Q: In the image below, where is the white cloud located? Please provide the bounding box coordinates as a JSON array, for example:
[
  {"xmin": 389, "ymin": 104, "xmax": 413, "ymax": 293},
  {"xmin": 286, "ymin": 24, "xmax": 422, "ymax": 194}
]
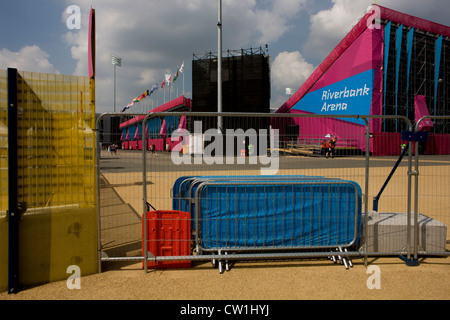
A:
[
  {"xmin": 0, "ymin": 45, "xmax": 60, "ymax": 74},
  {"xmin": 271, "ymin": 50, "xmax": 314, "ymax": 90},
  {"xmin": 59, "ymin": 0, "xmax": 311, "ymax": 113},
  {"xmin": 60, "ymin": 0, "xmax": 449, "ymax": 113},
  {"xmin": 303, "ymin": 0, "xmax": 369, "ymax": 61},
  {"xmin": 252, "ymin": 0, "xmax": 308, "ymax": 43}
]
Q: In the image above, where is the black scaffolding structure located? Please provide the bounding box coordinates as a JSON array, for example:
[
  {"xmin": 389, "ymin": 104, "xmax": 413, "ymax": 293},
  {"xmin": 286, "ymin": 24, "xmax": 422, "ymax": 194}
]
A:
[
  {"xmin": 382, "ymin": 20, "xmax": 450, "ymax": 133},
  {"xmin": 192, "ymin": 46, "xmax": 271, "ymax": 133}
]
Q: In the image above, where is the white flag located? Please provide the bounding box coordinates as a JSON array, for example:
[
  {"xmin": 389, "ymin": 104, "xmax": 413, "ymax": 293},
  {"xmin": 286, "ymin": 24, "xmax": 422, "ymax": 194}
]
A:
[
  {"xmin": 179, "ymin": 62, "xmax": 184, "ymax": 73},
  {"xmin": 165, "ymin": 74, "xmax": 172, "ymax": 83}
]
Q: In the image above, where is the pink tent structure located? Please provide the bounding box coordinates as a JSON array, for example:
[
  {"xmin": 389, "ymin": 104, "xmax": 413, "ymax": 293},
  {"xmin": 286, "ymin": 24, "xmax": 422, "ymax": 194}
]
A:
[
  {"xmin": 274, "ymin": 5, "xmax": 450, "ymax": 155},
  {"xmin": 177, "ymin": 115, "xmax": 187, "ymax": 133},
  {"xmin": 414, "ymin": 95, "xmax": 433, "ymax": 132},
  {"xmin": 159, "ymin": 119, "xmax": 167, "ymax": 137}
]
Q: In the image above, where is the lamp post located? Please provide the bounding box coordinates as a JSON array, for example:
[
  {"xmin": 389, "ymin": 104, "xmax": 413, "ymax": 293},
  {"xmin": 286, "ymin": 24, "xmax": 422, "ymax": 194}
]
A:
[{"xmin": 111, "ymin": 54, "xmax": 122, "ymax": 113}]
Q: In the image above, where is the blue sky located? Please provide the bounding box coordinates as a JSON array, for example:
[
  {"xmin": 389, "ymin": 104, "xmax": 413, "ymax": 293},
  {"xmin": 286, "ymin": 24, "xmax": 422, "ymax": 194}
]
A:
[{"xmin": 0, "ymin": 0, "xmax": 449, "ymax": 114}]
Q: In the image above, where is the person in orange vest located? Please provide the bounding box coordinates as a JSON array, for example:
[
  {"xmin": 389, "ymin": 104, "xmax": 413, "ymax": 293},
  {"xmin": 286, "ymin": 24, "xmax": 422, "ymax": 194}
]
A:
[
  {"xmin": 325, "ymin": 140, "xmax": 332, "ymax": 158},
  {"xmin": 330, "ymin": 136, "xmax": 337, "ymax": 158},
  {"xmin": 321, "ymin": 140, "xmax": 327, "ymax": 157}
]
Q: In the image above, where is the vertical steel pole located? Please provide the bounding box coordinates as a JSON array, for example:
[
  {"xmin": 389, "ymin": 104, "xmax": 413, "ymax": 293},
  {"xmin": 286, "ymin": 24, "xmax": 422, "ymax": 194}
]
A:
[
  {"xmin": 407, "ymin": 139, "xmax": 413, "ymax": 262},
  {"xmin": 405, "ymin": 117, "xmax": 416, "ymax": 265},
  {"xmin": 142, "ymin": 115, "xmax": 149, "ymax": 273},
  {"xmin": 363, "ymin": 118, "xmax": 370, "ymax": 266},
  {"xmin": 413, "ymin": 121, "xmax": 420, "ymax": 262},
  {"xmin": 7, "ymin": 68, "xmax": 19, "ymax": 294},
  {"xmin": 114, "ymin": 64, "xmax": 116, "ymax": 113},
  {"xmin": 405, "ymin": 118, "xmax": 414, "ymax": 264},
  {"xmin": 95, "ymin": 115, "xmax": 102, "ymax": 274},
  {"xmin": 217, "ymin": 0, "xmax": 223, "ymax": 132}
]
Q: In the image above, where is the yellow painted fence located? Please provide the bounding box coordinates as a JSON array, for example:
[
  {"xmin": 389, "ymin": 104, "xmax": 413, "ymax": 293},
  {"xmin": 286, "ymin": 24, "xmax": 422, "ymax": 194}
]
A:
[{"xmin": 0, "ymin": 69, "xmax": 97, "ymax": 292}]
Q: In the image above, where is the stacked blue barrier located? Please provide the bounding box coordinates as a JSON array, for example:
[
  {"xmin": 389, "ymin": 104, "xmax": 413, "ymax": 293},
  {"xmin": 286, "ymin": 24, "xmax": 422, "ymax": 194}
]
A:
[{"xmin": 172, "ymin": 175, "xmax": 362, "ymax": 253}]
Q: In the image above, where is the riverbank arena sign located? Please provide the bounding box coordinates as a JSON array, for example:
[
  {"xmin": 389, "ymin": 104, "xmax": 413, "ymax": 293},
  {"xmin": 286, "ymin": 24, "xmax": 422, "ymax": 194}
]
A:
[{"xmin": 292, "ymin": 69, "xmax": 374, "ymax": 125}]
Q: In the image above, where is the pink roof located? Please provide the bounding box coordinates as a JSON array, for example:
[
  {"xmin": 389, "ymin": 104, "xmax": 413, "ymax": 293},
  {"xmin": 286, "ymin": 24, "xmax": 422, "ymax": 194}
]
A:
[
  {"xmin": 119, "ymin": 96, "xmax": 191, "ymax": 129},
  {"xmin": 378, "ymin": 5, "xmax": 450, "ymax": 38},
  {"xmin": 277, "ymin": 5, "xmax": 450, "ymax": 114}
]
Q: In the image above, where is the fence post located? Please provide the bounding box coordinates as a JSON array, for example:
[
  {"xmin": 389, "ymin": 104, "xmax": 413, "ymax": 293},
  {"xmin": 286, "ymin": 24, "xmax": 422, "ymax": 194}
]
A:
[
  {"xmin": 414, "ymin": 121, "xmax": 421, "ymax": 263},
  {"xmin": 400, "ymin": 119, "xmax": 418, "ymax": 266},
  {"xmin": 7, "ymin": 68, "xmax": 20, "ymax": 294},
  {"xmin": 95, "ymin": 114, "xmax": 103, "ymax": 274},
  {"xmin": 364, "ymin": 117, "xmax": 370, "ymax": 266},
  {"xmin": 142, "ymin": 115, "xmax": 149, "ymax": 273},
  {"xmin": 414, "ymin": 116, "xmax": 450, "ymax": 261}
]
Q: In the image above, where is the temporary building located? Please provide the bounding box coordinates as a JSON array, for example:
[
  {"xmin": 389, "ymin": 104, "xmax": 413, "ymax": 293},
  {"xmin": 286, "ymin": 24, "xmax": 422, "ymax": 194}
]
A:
[{"xmin": 274, "ymin": 5, "xmax": 450, "ymax": 155}]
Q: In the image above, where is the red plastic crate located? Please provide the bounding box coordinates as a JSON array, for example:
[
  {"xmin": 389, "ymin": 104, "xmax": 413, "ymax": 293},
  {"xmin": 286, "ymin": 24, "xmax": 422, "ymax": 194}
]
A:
[{"xmin": 142, "ymin": 210, "xmax": 191, "ymax": 269}]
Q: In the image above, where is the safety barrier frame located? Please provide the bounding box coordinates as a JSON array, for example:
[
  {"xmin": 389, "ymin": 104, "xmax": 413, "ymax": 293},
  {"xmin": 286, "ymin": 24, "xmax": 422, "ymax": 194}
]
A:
[
  {"xmin": 413, "ymin": 116, "xmax": 450, "ymax": 260},
  {"xmin": 193, "ymin": 179, "xmax": 362, "ymax": 254},
  {"xmin": 95, "ymin": 111, "xmax": 450, "ymax": 273}
]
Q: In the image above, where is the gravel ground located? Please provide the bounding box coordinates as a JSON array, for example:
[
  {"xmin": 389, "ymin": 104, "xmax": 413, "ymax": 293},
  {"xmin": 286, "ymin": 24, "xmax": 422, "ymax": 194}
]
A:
[{"xmin": 1, "ymin": 256, "xmax": 449, "ymax": 301}]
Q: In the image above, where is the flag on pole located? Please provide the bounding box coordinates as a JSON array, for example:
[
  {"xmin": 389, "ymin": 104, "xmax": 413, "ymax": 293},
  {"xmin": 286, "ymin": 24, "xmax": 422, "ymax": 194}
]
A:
[
  {"xmin": 121, "ymin": 101, "xmax": 134, "ymax": 112},
  {"xmin": 180, "ymin": 61, "xmax": 185, "ymax": 97},
  {"xmin": 179, "ymin": 62, "xmax": 184, "ymax": 73},
  {"xmin": 165, "ymin": 74, "xmax": 171, "ymax": 84},
  {"xmin": 138, "ymin": 89, "xmax": 150, "ymax": 101},
  {"xmin": 151, "ymin": 83, "xmax": 158, "ymax": 92},
  {"xmin": 120, "ymin": 88, "xmax": 150, "ymax": 112},
  {"xmin": 161, "ymin": 79, "xmax": 165, "ymax": 89},
  {"xmin": 173, "ymin": 70, "xmax": 178, "ymax": 82},
  {"xmin": 132, "ymin": 89, "xmax": 149, "ymax": 103}
]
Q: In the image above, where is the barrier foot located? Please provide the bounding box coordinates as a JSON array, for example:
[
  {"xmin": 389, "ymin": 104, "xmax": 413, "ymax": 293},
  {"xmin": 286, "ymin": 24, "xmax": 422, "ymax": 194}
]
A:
[
  {"xmin": 329, "ymin": 248, "xmax": 352, "ymax": 269},
  {"xmin": 338, "ymin": 247, "xmax": 348, "ymax": 269},
  {"xmin": 217, "ymin": 250, "xmax": 224, "ymax": 274},
  {"xmin": 344, "ymin": 248, "xmax": 353, "ymax": 268},
  {"xmin": 225, "ymin": 252, "xmax": 230, "ymax": 272},
  {"xmin": 399, "ymin": 255, "xmax": 420, "ymax": 266}
]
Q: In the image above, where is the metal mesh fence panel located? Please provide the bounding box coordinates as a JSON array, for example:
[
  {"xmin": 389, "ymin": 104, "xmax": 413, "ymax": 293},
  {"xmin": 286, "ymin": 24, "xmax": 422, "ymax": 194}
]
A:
[
  {"xmin": 98, "ymin": 126, "xmax": 143, "ymax": 260},
  {"xmin": 98, "ymin": 112, "xmax": 448, "ymax": 272},
  {"xmin": 413, "ymin": 116, "xmax": 450, "ymax": 256}
]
